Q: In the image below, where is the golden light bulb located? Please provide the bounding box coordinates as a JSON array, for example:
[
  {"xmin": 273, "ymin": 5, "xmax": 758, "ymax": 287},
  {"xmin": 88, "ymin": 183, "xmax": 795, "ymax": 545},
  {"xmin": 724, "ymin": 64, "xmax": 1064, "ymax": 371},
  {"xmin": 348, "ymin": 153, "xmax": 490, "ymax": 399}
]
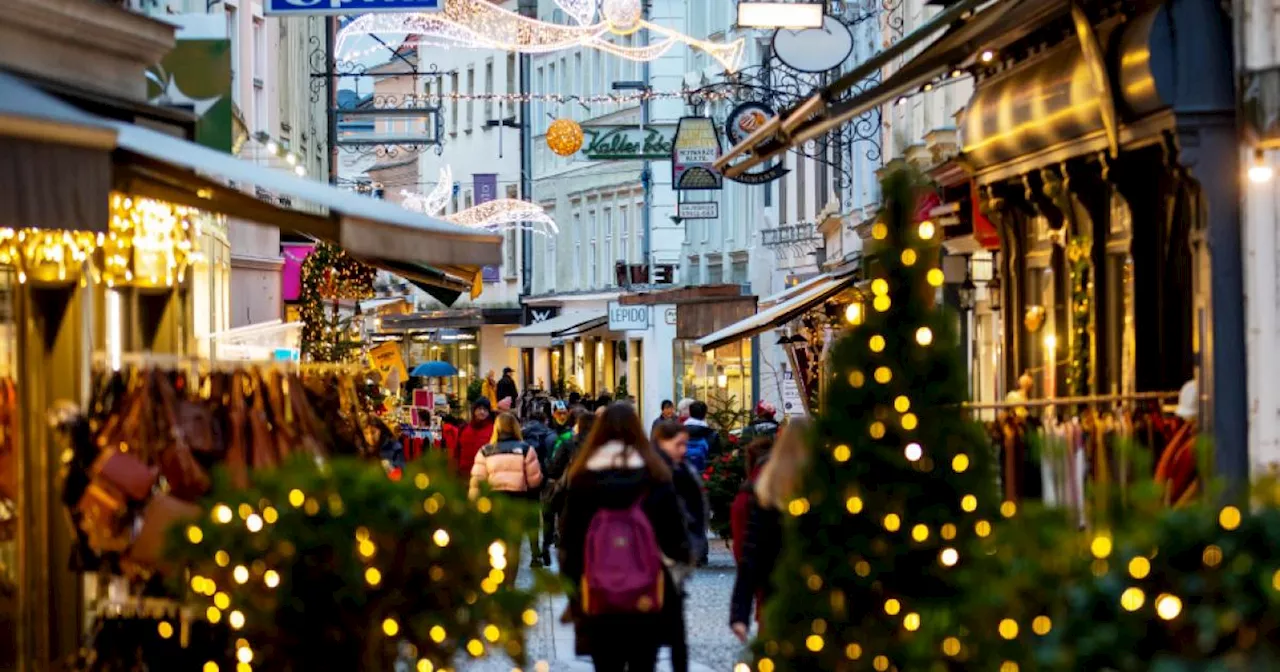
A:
[
  {"xmin": 900, "ymin": 249, "xmax": 917, "ymax": 266},
  {"xmin": 1219, "ymin": 505, "xmax": 1242, "ymax": 531},
  {"xmin": 869, "ymin": 335, "xmax": 886, "ymax": 352},
  {"xmin": 366, "ymin": 567, "xmax": 383, "ymax": 586},
  {"xmin": 1090, "ymin": 535, "xmax": 1113, "ymax": 559},
  {"xmin": 833, "ymin": 444, "xmax": 851, "ymax": 462},
  {"xmin": 288, "ymin": 489, "xmax": 305, "ymax": 507},
  {"xmin": 187, "ymin": 526, "xmax": 204, "ymax": 544},
  {"xmin": 844, "ymin": 302, "xmax": 864, "ymax": 325},
  {"xmin": 212, "ymin": 504, "xmax": 233, "ymax": 524},
  {"xmin": 883, "ymin": 513, "xmax": 901, "ymax": 532},
  {"xmin": 942, "ymin": 637, "xmax": 961, "ymax": 656},
  {"xmin": 884, "ymin": 598, "xmax": 901, "ymax": 615},
  {"xmin": 918, "ymin": 220, "xmax": 936, "ymax": 240},
  {"xmin": 976, "ymin": 520, "xmax": 992, "ymax": 537},
  {"xmin": 869, "ymin": 422, "xmax": 886, "ymax": 439},
  {"xmin": 1128, "ymin": 556, "xmax": 1151, "ymax": 579},
  {"xmin": 903, "ymin": 612, "xmax": 921, "ymax": 631},
  {"xmin": 383, "ymin": 618, "xmax": 400, "ymax": 637},
  {"xmin": 873, "ymin": 295, "xmax": 891, "ymax": 312},
  {"xmin": 1155, "ymin": 593, "xmax": 1182, "ymax": 620},
  {"xmin": 1032, "ymin": 615, "xmax": 1052, "ymax": 635},
  {"xmin": 264, "ymin": 570, "xmax": 280, "ymax": 588},
  {"xmin": 871, "ymin": 222, "xmax": 888, "ymax": 240},
  {"xmin": 901, "ymin": 413, "xmax": 918, "ymax": 431},
  {"xmin": 998, "ymin": 618, "xmax": 1018, "ymax": 639},
  {"xmin": 911, "ymin": 524, "xmax": 929, "ymax": 542},
  {"xmin": 805, "ymin": 635, "xmax": 824, "ymax": 652},
  {"xmin": 1120, "ymin": 586, "xmax": 1145, "ymax": 611},
  {"xmin": 848, "ymin": 370, "xmax": 866, "ymax": 388},
  {"xmin": 915, "ymin": 327, "xmax": 934, "ymax": 346},
  {"xmin": 874, "ymin": 367, "xmax": 892, "ymax": 384},
  {"xmin": 232, "ymin": 565, "xmax": 249, "ymax": 584},
  {"xmin": 952, "ymin": 454, "xmax": 970, "ymax": 472},
  {"xmin": 961, "ymin": 494, "xmax": 978, "ymax": 512},
  {"xmin": 229, "ymin": 610, "xmax": 246, "ymax": 630},
  {"xmin": 904, "ymin": 442, "xmax": 923, "ymax": 461},
  {"xmin": 940, "ymin": 548, "xmax": 959, "ymax": 567},
  {"xmin": 894, "ymin": 396, "xmax": 911, "ymax": 412},
  {"xmin": 433, "ymin": 529, "xmax": 451, "ymax": 547},
  {"xmin": 871, "ymin": 278, "xmax": 889, "ymax": 296},
  {"xmin": 927, "ymin": 268, "xmax": 945, "ymax": 287},
  {"xmin": 846, "ymin": 496, "xmax": 863, "ymax": 514},
  {"xmin": 1000, "ymin": 500, "xmax": 1018, "ymax": 518}
]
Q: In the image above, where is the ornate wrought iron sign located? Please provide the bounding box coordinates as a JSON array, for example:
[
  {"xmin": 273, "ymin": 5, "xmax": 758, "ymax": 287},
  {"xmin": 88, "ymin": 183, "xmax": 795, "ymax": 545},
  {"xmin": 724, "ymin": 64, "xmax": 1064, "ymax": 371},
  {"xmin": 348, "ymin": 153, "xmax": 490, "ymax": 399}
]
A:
[{"xmin": 672, "ymin": 117, "xmax": 723, "ymax": 190}]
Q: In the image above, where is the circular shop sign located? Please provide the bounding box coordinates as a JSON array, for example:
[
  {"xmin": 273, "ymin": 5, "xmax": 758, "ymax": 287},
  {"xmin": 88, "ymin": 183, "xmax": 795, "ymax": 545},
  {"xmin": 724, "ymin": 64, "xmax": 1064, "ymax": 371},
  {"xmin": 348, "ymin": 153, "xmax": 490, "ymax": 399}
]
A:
[
  {"xmin": 725, "ymin": 101, "xmax": 778, "ymax": 146},
  {"xmin": 771, "ymin": 14, "xmax": 855, "ymax": 74}
]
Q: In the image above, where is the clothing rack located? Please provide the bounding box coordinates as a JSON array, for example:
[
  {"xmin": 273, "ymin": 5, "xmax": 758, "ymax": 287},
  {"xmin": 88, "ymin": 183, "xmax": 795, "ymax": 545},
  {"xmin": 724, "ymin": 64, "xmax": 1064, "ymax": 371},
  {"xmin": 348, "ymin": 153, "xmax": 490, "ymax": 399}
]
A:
[{"xmin": 961, "ymin": 390, "xmax": 1180, "ymax": 411}]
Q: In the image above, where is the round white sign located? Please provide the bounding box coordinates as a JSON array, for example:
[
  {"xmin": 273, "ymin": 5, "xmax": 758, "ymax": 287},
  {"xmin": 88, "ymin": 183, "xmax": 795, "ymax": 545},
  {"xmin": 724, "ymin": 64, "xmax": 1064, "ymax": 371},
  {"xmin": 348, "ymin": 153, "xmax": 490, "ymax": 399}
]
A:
[{"xmin": 771, "ymin": 15, "xmax": 855, "ymax": 74}]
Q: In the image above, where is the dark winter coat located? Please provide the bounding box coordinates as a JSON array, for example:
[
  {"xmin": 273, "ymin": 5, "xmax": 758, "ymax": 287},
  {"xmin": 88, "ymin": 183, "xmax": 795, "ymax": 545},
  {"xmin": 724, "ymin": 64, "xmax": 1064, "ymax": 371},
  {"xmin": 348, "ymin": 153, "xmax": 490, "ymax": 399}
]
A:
[
  {"xmin": 741, "ymin": 417, "xmax": 781, "ymax": 444},
  {"xmin": 729, "ymin": 493, "xmax": 782, "ymax": 626},
  {"xmin": 542, "ymin": 433, "xmax": 579, "ymax": 510},
  {"xmin": 557, "ymin": 442, "xmax": 693, "ymax": 658},
  {"xmin": 496, "ymin": 375, "xmax": 519, "ymax": 406},
  {"xmin": 730, "ymin": 463, "xmax": 766, "ymax": 564},
  {"xmin": 520, "ymin": 420, "xmax": 558, "ymax": 466},
  {"xmin": 660, "ymin": 450, "xmax": 709, "ymax": 565},
  {"xmin": 683, "ymin": 419, "xmax": 723, "ymax": 461}
]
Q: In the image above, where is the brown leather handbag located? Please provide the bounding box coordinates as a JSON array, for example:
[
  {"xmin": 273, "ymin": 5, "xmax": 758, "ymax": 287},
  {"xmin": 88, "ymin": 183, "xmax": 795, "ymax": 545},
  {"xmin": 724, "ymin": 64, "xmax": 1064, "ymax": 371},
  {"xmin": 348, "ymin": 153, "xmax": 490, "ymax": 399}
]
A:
[
  {"xmin": 125, "ymin": 493, "xmax": 201, "ymax": 573},
  {"xmin": 152, "ymin": 370, "xmax": 211, "ymax": 500},
  {"xmin": 247, "ymin": 369, "xmax": 279, "ymax": 471},
  {"xmin": 225, "ymin": 371, "xmax": 251, "ymax": 489},
  {"xmin": 287, "ymin": 372, "xmax": 327, "ymax": 458},
  {"xmin": 264, "ymin": 369, "xmax": 295, "ymax": 461},
  {"xmin": 91, "ymin": 449, "xmax": 158, "ymax": 503},
  {"xmin": 76, "ymin": 483, "xmax": 131, "ymax": 553}
]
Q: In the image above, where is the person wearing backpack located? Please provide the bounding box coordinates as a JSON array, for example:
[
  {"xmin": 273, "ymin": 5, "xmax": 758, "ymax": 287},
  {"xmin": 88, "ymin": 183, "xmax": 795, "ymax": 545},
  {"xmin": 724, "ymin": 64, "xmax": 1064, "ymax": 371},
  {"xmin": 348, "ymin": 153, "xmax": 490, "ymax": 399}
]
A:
[
  {"xmin": 682, "ymin": 401, "xmax": 721, "ymax": 473},
  {"xmin": 730, "ymin": 420, "xmax": 810, "ymax": 643},
  {"xmin": 559, "ymin": 403, "xmax": 692, "ymax": 671},
  {"xmin": 651, "ymin": 420, "xmax": 709, "ymax": 672}
]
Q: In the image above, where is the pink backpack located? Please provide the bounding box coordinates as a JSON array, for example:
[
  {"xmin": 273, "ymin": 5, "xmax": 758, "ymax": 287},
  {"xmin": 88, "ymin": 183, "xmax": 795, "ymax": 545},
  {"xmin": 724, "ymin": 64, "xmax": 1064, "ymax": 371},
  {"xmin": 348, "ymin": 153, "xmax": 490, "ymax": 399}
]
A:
[{"xmin": 581, "ymin": 497, "xmax": 665, "ymax": 616}]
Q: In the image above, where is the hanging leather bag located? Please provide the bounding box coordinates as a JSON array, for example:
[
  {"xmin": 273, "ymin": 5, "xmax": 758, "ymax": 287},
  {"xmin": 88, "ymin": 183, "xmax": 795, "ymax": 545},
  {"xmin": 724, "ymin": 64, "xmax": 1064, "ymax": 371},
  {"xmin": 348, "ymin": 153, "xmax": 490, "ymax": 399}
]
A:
[
  {"xmin": 248, "ymin": 369, "xmax": 280, "ymax": 471},
  {"xmin": 152, "ymin": 370, "xmax": 211, "ymax": 501}
]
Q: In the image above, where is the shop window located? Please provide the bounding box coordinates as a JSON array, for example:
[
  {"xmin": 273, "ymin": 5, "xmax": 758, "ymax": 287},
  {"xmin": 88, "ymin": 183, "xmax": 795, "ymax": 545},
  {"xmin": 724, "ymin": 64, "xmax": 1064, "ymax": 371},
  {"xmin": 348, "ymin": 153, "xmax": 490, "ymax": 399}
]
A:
[
  {"xmin": 730, "ymin": 258, "xmax": 748, "ymax": 286},
  {"xmin": 708, "ymin": 261, "xmax": 723, "ymax": 285},
  {"xmin": 671, "ymin": 338, "xmax": 752, "ymax": 431}
]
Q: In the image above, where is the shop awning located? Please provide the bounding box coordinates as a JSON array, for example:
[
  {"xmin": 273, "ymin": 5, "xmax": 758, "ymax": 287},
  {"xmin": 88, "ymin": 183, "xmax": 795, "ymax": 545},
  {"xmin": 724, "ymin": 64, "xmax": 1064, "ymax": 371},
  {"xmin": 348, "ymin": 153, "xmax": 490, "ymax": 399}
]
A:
[
  {"xmin": 504, "ymin": 311, "xmax": 608, "ymax": 349},
  {"xmin": 0, "ymin": 71, "xmax": 116, "ymax": 232},
  {"xmin": 696, "ymin": 272, "xmax": 858, "ymax": 352},
  {"xmin": 363, "ymin": 259, "xmax": 477, "ymax": 306},
  {"xmin": 716, "ymin": 0, "xmax": 1070, "ymax": 177},
  {"xmin": 109, "ymin": 121, "xmax": 503, "ymax": 268}
]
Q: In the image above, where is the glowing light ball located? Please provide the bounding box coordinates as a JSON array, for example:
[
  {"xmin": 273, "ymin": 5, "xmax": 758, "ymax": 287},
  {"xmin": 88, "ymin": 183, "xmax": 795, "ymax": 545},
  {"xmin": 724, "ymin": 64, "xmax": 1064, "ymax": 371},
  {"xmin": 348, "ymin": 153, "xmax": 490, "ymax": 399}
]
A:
[{"xmin": 547, "ymin": 118, "xmax": 585, "ymax": 157}]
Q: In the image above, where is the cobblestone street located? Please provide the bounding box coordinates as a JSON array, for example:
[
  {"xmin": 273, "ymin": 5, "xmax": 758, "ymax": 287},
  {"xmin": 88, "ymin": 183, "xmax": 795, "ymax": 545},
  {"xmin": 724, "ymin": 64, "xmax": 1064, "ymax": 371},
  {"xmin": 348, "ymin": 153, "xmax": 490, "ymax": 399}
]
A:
[{"xmin": 458, "ymin": 542, "xmax": 741, "ymax": 672}]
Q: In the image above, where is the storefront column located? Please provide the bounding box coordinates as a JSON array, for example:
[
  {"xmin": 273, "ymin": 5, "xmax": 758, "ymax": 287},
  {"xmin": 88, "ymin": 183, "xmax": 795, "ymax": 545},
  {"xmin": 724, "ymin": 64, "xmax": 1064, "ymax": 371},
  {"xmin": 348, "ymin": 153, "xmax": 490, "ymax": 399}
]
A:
[{"xmin": 15, "ymin": 283, "xmax": 90, "ymax": 668}]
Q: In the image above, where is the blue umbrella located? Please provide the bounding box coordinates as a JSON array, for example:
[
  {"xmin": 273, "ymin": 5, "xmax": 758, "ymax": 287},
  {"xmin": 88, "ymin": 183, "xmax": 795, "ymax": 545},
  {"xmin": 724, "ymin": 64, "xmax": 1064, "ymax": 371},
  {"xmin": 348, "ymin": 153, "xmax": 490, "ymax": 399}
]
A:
[{"xmin": 411, "ymin": 361, "xmax": 459, "ymax": 378}]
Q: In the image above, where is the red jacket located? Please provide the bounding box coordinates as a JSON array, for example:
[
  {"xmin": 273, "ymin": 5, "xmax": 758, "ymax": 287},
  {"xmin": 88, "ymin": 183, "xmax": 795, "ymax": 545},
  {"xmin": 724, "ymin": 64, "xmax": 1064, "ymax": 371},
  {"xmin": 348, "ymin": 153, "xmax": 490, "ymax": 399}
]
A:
[
  {"xmin": 731, "ymin": 464, "xmax": 765, "ymax": 565},
  {"xmin": 440, "ymin": 423, "xmax": 461, "ymax": 468},
  {"xmin": 455, "ymin": 419, "xmax": 494, "ymax": 480}
]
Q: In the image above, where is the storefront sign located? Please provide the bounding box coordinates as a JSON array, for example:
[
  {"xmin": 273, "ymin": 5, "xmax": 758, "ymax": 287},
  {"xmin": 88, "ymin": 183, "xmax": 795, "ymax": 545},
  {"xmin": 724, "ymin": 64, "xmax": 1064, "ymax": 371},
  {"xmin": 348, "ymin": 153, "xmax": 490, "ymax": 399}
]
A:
[
  {"xmin": 582, "ymin": 125, "xmax": 676, "ymax": 160},
  {"xmin": 369, "ymin": 341, "xmax": 408, "ymax": 388},
  {"xmin": 265, "ymin": 0, "xmax": 441, "ymax": 15},
  {"xmin": 608, "ymin": 302, "xmax": 649, "ymax": 331},
  {"xmin": 677, "ymin": 201, "xmax": 719, "ymax": 220},
  {"xmin": 723, "ymin": 102, "xmax": 790, "ymax": 185},
  {"xmin": 523, "ymin": 305, "xmax": 559, "ymax": 326},
  {"xmin": 782, "ymin": 369, "xmax": 807, "ymax": 418},
  {"xmin": 664, "ymin": 307, "xmax": 677, "ymax": 325},
  {"xmin": 672, "ymin": 117, "xmax": 723, "ymax": 190}
]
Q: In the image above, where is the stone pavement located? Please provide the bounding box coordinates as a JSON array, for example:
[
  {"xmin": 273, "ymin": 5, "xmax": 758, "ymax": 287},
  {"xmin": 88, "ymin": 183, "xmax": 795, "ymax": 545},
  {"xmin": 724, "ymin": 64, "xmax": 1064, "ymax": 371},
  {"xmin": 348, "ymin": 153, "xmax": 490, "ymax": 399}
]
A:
[{"xmin": 457, "ymin": 541, "xmax": 742, "ymax": 672}]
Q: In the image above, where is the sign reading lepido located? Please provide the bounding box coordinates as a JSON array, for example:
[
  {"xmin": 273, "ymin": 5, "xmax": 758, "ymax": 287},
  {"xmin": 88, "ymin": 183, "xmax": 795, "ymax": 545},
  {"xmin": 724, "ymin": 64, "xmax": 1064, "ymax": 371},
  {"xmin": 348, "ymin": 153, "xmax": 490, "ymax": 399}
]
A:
[
  {"xmin": 608, "ymin": 302, "xmax": 650, "ymax": 332},
  {"xmin": 265, "ymin": 0, "xmax": 441, "ymax": 14}
]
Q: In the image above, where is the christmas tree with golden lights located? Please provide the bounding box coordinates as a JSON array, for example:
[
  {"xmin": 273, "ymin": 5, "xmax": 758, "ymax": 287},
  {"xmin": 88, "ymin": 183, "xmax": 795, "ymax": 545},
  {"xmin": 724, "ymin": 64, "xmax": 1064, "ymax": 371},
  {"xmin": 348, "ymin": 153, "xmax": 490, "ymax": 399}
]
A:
[{"xmin": 753, "ymin": 167, "xmax": 1004, "ymax": 670}]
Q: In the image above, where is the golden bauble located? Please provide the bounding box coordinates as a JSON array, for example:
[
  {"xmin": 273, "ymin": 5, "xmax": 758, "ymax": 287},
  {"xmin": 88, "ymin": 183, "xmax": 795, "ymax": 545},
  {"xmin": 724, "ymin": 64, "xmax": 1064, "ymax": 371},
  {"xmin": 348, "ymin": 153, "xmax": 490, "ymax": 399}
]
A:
[{"xmin": 546, "ymin": 118, "xmax": 585, "ymax": 157}]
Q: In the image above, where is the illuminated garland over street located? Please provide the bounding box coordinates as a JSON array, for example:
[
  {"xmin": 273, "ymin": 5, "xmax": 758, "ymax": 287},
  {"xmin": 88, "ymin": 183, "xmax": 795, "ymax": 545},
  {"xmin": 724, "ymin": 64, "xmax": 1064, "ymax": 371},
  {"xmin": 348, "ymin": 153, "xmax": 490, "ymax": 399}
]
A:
[
  {"xmin": 336, "ymin": 0, "xmax": 745, "ymax": 73},
  {"xmin": 400, "ymin": 166, "xmax": 559, "ymax": 236}
]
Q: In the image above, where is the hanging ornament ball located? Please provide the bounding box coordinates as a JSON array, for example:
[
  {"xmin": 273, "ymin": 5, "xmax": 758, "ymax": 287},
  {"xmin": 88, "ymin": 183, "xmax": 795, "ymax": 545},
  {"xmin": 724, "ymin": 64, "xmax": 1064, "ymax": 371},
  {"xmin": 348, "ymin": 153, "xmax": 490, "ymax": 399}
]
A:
[
  {"xmin": 547, "ymin": 118, "xmax": 585, "ymax": 157},
  {"xmin": 603, "ymin": 0, "xmax": 644, "ymax": 34}
]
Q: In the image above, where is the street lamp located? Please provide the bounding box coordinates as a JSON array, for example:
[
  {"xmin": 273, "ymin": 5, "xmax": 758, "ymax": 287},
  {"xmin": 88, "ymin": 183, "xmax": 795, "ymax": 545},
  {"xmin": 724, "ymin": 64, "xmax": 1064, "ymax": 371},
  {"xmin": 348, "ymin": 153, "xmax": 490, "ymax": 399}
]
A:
[
  {"xmin": 958, "ymin": 273, "xmax": 977, "ymax": 311},
  {"xmin": 986, "ymin": 271, "xmax": 1002, "ymax": 312}
]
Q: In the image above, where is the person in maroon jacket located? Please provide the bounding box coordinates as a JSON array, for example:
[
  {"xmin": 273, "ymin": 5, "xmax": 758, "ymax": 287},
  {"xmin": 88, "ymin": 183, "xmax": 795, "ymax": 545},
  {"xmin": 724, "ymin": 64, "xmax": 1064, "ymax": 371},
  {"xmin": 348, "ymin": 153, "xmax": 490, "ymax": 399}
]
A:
[
  {"xmin": 730, "ymin": 437, "xmax": 773, "ymax": 565},
  {"xmin": 455, "ymin": 397, "xmax": 495, "ymax": 481}
]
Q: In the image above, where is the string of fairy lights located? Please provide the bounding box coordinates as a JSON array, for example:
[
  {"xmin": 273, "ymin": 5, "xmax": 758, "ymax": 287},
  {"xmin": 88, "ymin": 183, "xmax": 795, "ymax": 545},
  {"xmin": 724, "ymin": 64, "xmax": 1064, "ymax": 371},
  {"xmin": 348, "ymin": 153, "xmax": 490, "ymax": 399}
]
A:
[{"xmin": 343, "ymin": 89, "xmax": 741, "ymax": 106}]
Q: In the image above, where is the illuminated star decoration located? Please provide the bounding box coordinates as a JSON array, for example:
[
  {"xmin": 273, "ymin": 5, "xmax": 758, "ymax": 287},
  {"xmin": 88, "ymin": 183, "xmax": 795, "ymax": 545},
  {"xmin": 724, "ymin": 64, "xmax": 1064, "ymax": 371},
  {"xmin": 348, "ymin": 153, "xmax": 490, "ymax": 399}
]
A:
[
  {"xmin": 401, "ymin": 166, "xmax": 559, "ymax": 236},
  {"xmin": 336, "ymin": 0, "xmax": 746, "ymax": 73}
]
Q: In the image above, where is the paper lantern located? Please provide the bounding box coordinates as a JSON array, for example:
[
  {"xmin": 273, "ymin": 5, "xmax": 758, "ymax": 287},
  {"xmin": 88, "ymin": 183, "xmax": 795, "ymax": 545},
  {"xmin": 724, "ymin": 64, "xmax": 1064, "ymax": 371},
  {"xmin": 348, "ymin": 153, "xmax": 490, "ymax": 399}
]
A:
[{"xmin": 547, "ymin": 118, "xmax": 584, "ymax": 157}]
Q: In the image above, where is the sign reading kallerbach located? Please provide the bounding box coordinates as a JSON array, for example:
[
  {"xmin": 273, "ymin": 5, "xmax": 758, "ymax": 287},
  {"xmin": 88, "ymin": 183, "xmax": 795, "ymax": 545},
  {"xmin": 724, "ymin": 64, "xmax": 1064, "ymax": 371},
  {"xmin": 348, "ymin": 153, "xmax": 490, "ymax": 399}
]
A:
[
  {"xmin": 608, "ymin": 302, "xmax": 649, "ymax": 332},
  {"xmin": 581, "ymin": 125, "xmax": 676, "ymax": 160},
  {"xmin": 672, "ymin": 117, "xmax": 723, "ymax": 190},
  {"xmin": 723, "ymin": 102, "xmax": 790, "ymax": 185},
  {"xmin": 265, "ymin": 0, "xmax": 441, "ymax": 15}
]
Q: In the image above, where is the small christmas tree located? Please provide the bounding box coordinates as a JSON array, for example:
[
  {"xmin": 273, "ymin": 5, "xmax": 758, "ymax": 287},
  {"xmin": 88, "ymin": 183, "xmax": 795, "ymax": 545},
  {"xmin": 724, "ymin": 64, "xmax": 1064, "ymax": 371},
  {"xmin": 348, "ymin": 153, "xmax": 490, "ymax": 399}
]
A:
[
  {"xmin": 300, "ymin": 242, "xmax": 376, "ymax": 362},
  {"xmin": 754, "ymin": 167, "xmax": 1003, "ymax": 670}
]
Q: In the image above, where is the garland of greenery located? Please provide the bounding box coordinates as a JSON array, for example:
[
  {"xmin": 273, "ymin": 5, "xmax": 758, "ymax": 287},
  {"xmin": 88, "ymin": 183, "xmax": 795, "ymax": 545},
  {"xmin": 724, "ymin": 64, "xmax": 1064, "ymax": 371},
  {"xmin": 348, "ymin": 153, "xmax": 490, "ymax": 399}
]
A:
[
  {"xmin": 167, "ymin": 455, "xmax": 551, "ymax": 671},
  {"xmin": 1066, "ymin": 235, "xmax": 1092, "ymax": 397},
  {"xmin": 299, "ymin": 242, "xmax": 376, "ymax": 362}
]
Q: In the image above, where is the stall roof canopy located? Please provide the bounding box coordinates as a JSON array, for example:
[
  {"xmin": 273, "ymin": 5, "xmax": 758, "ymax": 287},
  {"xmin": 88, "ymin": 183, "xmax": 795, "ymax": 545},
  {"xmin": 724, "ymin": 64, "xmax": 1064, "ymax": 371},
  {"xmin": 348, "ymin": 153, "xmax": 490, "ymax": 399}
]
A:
[
  {"xmin": 716, "ymin": 0, "xmax": 1071, "ymax": 176},
  {"xmin": 504, "ymin": 311, "xmax": 608, "ymax": 349},
  {"xmin": 696, "ymin": 271, "xmax": 858, "ymax": 352},
  {"xmin": 111, "ymin": 122, "xmax": 503, "ymax": 268}
]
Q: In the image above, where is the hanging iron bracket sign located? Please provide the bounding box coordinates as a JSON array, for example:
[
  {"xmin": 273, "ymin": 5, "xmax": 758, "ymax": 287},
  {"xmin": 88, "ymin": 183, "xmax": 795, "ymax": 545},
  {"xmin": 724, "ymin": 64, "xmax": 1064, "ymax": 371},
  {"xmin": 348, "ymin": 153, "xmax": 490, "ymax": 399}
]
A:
[
  {"xmin": 267, "ymin": 0, "xmax": 441, "ymax": 15},
  {"xmin": 672, "ymin": 116, "xmax": 723, "ymax": 190}
]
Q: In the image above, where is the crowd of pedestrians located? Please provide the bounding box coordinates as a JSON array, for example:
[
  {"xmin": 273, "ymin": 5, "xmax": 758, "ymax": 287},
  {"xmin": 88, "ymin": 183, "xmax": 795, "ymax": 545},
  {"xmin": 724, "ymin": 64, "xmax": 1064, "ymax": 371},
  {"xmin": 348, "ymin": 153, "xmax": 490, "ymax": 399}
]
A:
[{"xmin": 432, "ymin": 387, "xmax": 793, "ymax": 671}]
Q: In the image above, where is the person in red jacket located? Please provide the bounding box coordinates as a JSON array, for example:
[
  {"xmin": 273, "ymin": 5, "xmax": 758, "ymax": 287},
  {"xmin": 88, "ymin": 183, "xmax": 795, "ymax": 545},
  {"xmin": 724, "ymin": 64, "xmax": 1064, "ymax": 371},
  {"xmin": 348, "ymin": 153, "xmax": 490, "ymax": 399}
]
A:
[
  {"xmin": 455, "ymin": 397, "xmax": 495, "ymax": 480},
  {"xmin": 730, "ymin": 437, "xmax": 773, "ymax": 565}
]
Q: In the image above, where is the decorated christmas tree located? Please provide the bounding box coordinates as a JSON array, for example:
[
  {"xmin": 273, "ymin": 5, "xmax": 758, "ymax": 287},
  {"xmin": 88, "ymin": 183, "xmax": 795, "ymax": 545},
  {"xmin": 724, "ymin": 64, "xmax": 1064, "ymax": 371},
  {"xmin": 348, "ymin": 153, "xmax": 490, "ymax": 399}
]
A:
[
  {"xmin": 299, "ymin": 242, "xmax": 376, "ymax": 362},
  {"xmin": 754, "ymin": 167, "xmax": 1004, "ymax": 670}
]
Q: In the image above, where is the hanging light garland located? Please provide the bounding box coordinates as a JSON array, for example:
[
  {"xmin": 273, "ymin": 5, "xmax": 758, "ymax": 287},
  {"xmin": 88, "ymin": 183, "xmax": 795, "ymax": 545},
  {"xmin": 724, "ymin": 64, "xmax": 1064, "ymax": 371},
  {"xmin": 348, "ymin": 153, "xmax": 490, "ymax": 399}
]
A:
[
  {"xmin": 336, "ymin": 0, "xmax": 745, "ymax": 73},
  {"xmin": 0, "ymin": 192, "xmax": 202, "ymax": 288},
  {"xmin": 400, "ymin": 166, "xmax": 559, "ymax": 236},
  {"xmin": 374, "ymin": 89, "xmax": 739, "ymax": 106}
]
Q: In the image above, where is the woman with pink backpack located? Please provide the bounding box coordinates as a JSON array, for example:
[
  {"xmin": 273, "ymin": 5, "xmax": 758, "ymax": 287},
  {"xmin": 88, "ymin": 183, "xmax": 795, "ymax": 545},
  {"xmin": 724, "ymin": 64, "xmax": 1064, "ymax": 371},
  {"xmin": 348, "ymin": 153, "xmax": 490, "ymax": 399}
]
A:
[{"xmin": 558, "ymin": 403, "xmax": 693, "ymax": 671}]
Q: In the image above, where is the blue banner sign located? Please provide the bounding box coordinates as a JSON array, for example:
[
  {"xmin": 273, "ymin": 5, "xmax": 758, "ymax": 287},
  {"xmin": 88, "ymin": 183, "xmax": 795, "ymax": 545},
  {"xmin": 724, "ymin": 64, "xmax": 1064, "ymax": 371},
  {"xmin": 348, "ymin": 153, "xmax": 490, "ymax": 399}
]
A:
[{"xmin": 265, "ymin": 0, "xmax": 441, "ymax": 15}]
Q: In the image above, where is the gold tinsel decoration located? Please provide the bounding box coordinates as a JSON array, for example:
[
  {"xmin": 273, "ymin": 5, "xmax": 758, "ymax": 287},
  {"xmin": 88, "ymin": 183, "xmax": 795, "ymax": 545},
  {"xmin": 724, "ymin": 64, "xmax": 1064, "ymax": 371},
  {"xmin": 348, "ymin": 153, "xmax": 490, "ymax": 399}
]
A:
[{"xmin": 546, "ymin": 118, "xmax": 585, "ymax": 157}]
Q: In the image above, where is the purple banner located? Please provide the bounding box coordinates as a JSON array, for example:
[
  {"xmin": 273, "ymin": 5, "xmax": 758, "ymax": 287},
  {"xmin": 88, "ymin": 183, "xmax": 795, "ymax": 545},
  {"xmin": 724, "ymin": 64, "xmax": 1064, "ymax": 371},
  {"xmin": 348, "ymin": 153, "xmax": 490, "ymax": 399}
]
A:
[
  {"xmin": 281, "ymin": 243, "xmax": 315, "ymax": 302},
  {"xmin": 474, "ymin": 173, "xmax": 500, "ymax": 283}
]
